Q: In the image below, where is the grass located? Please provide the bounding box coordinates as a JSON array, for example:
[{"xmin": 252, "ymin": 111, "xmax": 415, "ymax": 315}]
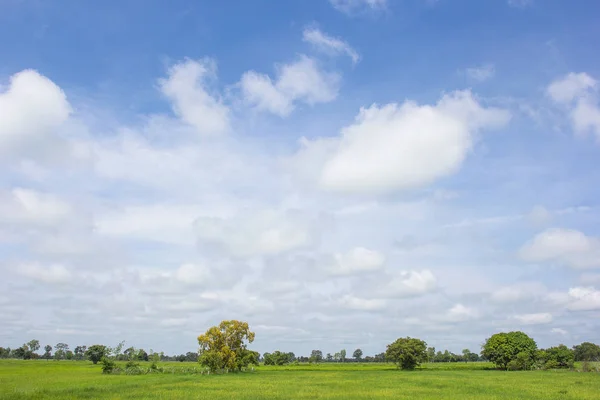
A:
[{"xmin": 1, "ymin": 360, "xmax": 599, "ymax": 399}]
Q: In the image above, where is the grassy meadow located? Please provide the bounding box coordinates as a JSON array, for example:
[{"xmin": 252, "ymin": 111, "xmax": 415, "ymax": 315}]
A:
[{"xmin": 1, "ymin": 359, "xmax": 599, "ymax": 399}]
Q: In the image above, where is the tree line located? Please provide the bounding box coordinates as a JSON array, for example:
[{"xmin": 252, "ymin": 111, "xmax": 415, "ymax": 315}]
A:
[
  {"xmin": 0, "ymin": 340, "xmax": 197, "ymax": 363},
  {"xmin": 3, "ymin": 320, "xmax": 600, "ymax": 374}
]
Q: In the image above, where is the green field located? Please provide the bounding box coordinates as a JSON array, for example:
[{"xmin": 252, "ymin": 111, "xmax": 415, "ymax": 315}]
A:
[{"xmin": 1, "ymin": 360, "xmax": 599, "ymax": 399}]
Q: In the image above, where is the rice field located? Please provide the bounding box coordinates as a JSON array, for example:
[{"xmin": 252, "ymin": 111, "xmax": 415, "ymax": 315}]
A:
[{"xmin": 1, "ymin": 360, "xmax": 599, "ymax": 399}]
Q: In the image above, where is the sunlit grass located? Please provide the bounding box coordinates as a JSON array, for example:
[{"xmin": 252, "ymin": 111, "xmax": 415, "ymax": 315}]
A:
[{"xmin": 1, "ymin": 359, "xmax": 599, "ymax": 399}]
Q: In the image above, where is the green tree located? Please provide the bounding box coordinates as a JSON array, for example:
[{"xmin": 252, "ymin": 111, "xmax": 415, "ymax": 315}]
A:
[
  {"xmin": 43, "ymin": 345, "xmax": 52, "ymax": 360},
  {"xmin": 309, "ymin": 350, "xmax": 323, "ymax": 363},
  {"xmin": 573, "ymin": 342, "xmax": 600, "ymax": 362},
  {"xmin": 539, "ymin": 344, "xmax": 574, "ymax": 369},
  {"xmin": 197, "ymin": 320, "xmax": 258, "ymax": 372},
  {"xmin": 462, "ymin": 349, "xmax": 471, "ymax": 362},
  {"xmin": 481, "ymin": 331, "xmax": 537, "ymax": 370},
  {"xmin": 85, "ymin": 345, "xmax": 108, "ymax": 364},
  {"xmin": 385, "ymin": 337, "xmax": 427, "ymax": 370},
  {"xmin": 353, "ymin": 348, "xmax": 363, "ymax": 361},
  {"xmin": 74, "ymin": 346, "xmax": 86, "ymax": 360},
  {"xmin": 426, "ymin": 347, "xmax": 436, "ymax": 362},
  {"xmin": 326, "ymin": 353, "xmax": 333, "ymax": 362},
  {"xmin": 340, "ymin": 349, "xmax": 347, "ymax": 363},
  {"xmin": 27, "ymin": 340, "xmax": 40, "ymax": 354}
]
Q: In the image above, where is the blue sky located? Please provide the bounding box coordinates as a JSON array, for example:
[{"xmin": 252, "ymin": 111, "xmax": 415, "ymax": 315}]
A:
[{"xmin": 1, "ymin": 0, "xmax": 600, "ymax": 356}]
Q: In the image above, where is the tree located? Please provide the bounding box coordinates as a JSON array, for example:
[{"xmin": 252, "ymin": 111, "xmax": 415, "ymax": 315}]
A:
[
  {"xmin": 353, "ymin": 348, "xmax": 363, "ymax": 361},
  {"xmin": 85, "ymin": 345, "xmax": 108, "ymax": 364},
  {"xmin": 462, "ymin": 349, "xmax": 471, "ymax": 363},
  {"xmin": 54, "ymin": 343, "xmax": 69, "ymax": 361},
  {"xmin": 42, "ymin": 344, "xmax": 52, "ymax": 360},
  {"xmin": 74, "ymin": 346, "xmax": 86, "ymax": 360},
  {"xmin": 326, "ymin": 353, "xmax": 333, "ymax": 362},
  {"xmin": 197, "ymin": 320, "xmax": 258, "ymax": 372},
  {"xmin": 27, "ymin": 340, "xmax": 40, "ymax": 353},
  {"xmin": 426, "ymin": 347, "xmax": 436, "ymax": 362},
  {"xmin": 309, "ymin": 350, "xmax": 323, "ymax": 363},
  {"xmin": 385, "ymin": 337, "xmax": 427, "ymax": 370},
  {"xmin": 481, "ymin": 331, "xmax": 537, "ymax": 370},
  {"xmin": 573, "ymin": 342, "xmax": 600, "ymax": 362},
  {"xmin": 538, "ymin": 345, "xmax": 575, "ymax": 369},
  {"xmin": 340, "ymin": 349, "xmax": 347, "ymax": 363}
]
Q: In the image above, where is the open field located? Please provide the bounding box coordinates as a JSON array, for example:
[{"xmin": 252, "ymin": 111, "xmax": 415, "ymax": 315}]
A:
[{"xmin": 1, "ymin": 360, "xmax": 600, "ymax": 399}]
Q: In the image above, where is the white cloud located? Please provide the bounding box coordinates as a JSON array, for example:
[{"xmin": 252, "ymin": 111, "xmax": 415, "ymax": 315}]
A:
[
  {"xmin": 0, "ymin": 69, "xmax": 72, "ymax": 162},
  {"xmin": 329, "ymin": 247, "xmax": 385, "ymax": 276},
  {"xmin": 382, "ymin": 270, "xmax": 437, "ymax": 298},
  {"xmin": 158, "ymin": 58, "xmax": 230, "ymax": 135},
  {"xmin": 302, "ymin": 28, "xmax": 360, "ymax": 64},
  {"xmin": 18, "ymin": 263, "xmax": 72, "ymax": 284},
  {"xmin": 239, "ymin": 56, "xmax": 340, "ymax": 116},
  {"xmin": 338, "ymin": 295, "xmax": 386, "ymax": 311},
  {"xmin": 551, "ymin": 327, "xmax": 568, "ymax": 335},
  {"xmin": 491, "ymin": 282, "xmax": 548, "ymax": 303},
  {"xmin": 291, "ymin": 90, "xmax": 510, "ymax": 194},
  {"xmin": 519, "ymin": 228, "xmax": 600, "ymax": 269},
  {"xmin": 527, "ymin": 205, "xmax": 552, "ymax": 225},
  {"xmin": 547, "ymin": 72, "xmax": 600, "ymax": 139},
  {"xmin": 329, "ymin": 0, "xmax": 387, "ymax": 14},
  {"xmin": 567, "ymin": 287, "xmax": 600, "ymax": 311},
  {"xmin": 446, "ymin": 304, "xmax": 478, "ymax": 322},
  {"xmin": 194, "ymin": 209, "xmax": 323, "ymax": 257},
  {"xmin": 465, "ymin": 64, "xmax": 495, "ymax": 82},
  {"xmin": 514, "ymin": 312, "xmax": 553, "ymax": 325},
  {"xmin": 547, "ymin": 72, "xmax": 596, "ymax": 104},
  {"xmin": 0, "ymin": 188, "xmax": 75, "ymax": 230}
]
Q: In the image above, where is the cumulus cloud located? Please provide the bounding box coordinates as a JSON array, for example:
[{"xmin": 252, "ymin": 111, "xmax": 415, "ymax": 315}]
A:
[
  {"xmin": 567, "ymin": 287, "xmax": 600, "ymax": 311},
  {"xmin": 239, "ymin": 56, "xmax": 340, "ymax": 116},
  {"xmin": 551, "ymin": 327, "xmax": 568, "ymax": 335},
  {"xmin": 328, "ymin": 247, "xmax": 385, "ymax": 276},
  {"xmin": 446, "ymin": 304, "xmax": 478, "ymax": 322},
  {"xmin": 465, "ymin": 64, "xmax": 495, "ymax": 83},
  {"xmin": 547, "ymin": 72, "xmax": 600, "ymax": 139},
  {"xmin": 158, "ymin": 58, "xmax": 230, "ymax": 135},
  {"xmin": 18, "ymin": 263, "xmax": 72, "ymax": 284},
  {"xmin": 291, "ymin": 90, "xmax": 510, "ymax": 194},
  {"xmin": 381, "ymin": 270, "xmax": 437, "ymax": 298},
  {"xmin": 0, "ymin": 188, "xmax": 74, "ymax": 230},
  {"xmin": 302, "ymin": 28, "xmax": 360, "ymax": 64},
  {"xmin": 514, "ymin": 312, "xmax": 553, "ymax": 325},
  {"xmin": 194, "ymin": 209, "xmax": 325, "ymax": 257},
  {"xmin": 0, "ymin": 69, "xmax": 72, "ymax": 162},
  {"xmin": 338, "ymin": 295, "xmax": 386, "ymax": 311},
  {"xmin": 519, "ymin": 228, "xmax": 600, "ymax": 269}
]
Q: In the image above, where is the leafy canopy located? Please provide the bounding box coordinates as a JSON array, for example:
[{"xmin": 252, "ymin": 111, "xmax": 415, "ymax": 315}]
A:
[
  {"xmin": 197, "ymin": 320, "xmax": 258, "ymax": 372},
  {"xmin": 385, "ymin": 337, "xmax": 427, "ymax": 370},
  {"xmin": 481, "ymin": 331, "xmax": 537, "ymax": 370}
]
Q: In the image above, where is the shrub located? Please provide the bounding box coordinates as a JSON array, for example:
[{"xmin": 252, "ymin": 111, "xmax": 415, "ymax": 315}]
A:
[{"xmin": 100, "ymin": 357, "xmax": 116, "ymax": 374}]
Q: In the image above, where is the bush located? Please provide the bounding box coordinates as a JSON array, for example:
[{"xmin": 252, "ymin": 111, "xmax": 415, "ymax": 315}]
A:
[{"xmin": 100, "ymin": 357, "xmax": 117, "ymax": 374}]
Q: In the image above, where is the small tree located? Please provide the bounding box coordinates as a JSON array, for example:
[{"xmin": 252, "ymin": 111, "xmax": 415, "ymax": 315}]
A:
[
  {"xmin": 85, "ymin": 345, "xmax": 108, "ymax": 364},
  {"xmin": 573, "ymin": 342, "xmax": 600, "ymax": 362},
  {"xmin": 197, "ymin": 320, "xmax": 258, "ymax": 372},
  {"xmin": 481, "ymin": 331, "xmax": 537, "ymax": 370},
  {"xmin": 43, "ymin": 345, "xmax": 52, "ymax": 360},
  {"xmin": 353, "ymin": 348, "xmax": 363, "ymax": 361},
  {"xmin": 539, "ymin": 344, "xmax": 574, "ymax": 369},
  {"xmin": 385, "ymin": 337, "xmax": 427, "ymax": 370},
  {"xmin": 27, "ymin": 340, "xmax": 40, "ymax": 354},
  {"xmin": 340, "ymin": 349, "xmax": 347, "ymax": 363},
  {"xmin": 309, "ymin": 350, "xmax": 323, "ymax": 364}
]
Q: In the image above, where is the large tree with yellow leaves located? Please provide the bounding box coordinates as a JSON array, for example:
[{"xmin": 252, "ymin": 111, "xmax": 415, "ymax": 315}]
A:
[{"xmin": 197, "ymin": 320, "xmax": 259, "ymax": 372}]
